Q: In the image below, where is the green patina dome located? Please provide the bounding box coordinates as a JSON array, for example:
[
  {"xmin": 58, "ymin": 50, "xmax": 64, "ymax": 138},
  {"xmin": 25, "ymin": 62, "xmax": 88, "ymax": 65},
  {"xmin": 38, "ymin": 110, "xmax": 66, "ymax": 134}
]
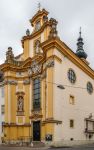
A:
[{"xmin": 76, "ymin": 28, "xmax": 87, "ymax": 59}]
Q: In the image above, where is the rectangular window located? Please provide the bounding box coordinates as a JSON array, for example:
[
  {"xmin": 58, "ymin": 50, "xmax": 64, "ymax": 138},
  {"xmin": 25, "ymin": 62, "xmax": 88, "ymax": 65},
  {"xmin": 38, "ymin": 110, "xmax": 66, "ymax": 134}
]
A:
[
  {"xmin": 1, "ymin": 87, "xmax": 4, "ymax": 97},
  {"xmin": 69, "ymin": 95, "xmax": 75, "ymax": 105},
  {"xmin": 70, "ymin": 119, "xmax": 74, "ymax": 128},
  {"xmin": 1, "ymin": 105, "xmax": 5, "ymax": 114},
  {"xmin": 33, "ymin": 78, "xmax": 41, "ymax": 109}
]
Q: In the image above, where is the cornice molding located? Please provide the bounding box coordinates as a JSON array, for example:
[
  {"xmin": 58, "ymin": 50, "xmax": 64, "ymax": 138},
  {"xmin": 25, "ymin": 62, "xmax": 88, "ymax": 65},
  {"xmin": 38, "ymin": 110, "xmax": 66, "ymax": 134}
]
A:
[
  {"xmin": 16, "ymin": 91, "xmax": 25, "ymax": 96},
  {"xmin": 42, "ymin": 118, "xmax": 62, "ymax": 124},
  {"xmin": 0, "ymin": 55, "xmax": 44, "ymax": 72},
  {"xmin": 22, "ymin": 21, "xmax": 50, "ymax": 42},
  {"xmin": 6, "ymin": 80, "xmax": 18, "ymax": 85},
  {"xmin": 0, "ymin": 79, "xmax": 18, "ymax": 86},
  {"xmin": 3, "ymin": 123, "xmax": 31, "ymax": 127}
]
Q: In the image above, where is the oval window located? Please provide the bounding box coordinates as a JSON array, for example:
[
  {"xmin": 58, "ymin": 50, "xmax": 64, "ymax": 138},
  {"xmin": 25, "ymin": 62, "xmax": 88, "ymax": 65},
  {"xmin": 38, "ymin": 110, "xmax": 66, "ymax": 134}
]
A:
[
  {"xmin": 87, "ymin": 82, "xmax": 93, "ymax": 94},
  {"xmin": 68, "ymin": 69, "xmax": 76, "ymax": 84}
]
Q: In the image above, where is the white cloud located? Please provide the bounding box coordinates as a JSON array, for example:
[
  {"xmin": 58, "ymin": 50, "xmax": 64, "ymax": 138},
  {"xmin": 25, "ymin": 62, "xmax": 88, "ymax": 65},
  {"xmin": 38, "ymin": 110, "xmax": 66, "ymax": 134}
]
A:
[{"xmin": 0, "ymin": 0, "xmax": 94, "ymax": 69}]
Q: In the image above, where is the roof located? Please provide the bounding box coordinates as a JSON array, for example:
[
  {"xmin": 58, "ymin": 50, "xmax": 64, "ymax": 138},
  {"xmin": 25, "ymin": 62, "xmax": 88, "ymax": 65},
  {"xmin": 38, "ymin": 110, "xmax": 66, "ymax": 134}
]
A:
[{"xmin": 40, "ymin": 37, "xmax": 94, "ymax": 79}]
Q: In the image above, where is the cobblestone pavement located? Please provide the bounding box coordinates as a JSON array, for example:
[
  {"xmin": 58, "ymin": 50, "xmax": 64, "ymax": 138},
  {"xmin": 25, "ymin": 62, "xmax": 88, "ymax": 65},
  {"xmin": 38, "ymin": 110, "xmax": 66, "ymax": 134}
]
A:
[
  {"xmin": 0, "ymin": 145, "xmax": 49, "ymax": 150},
  {"xmin": 50, "ymin": 144, "xmax": 94, "ymax": 150},
  {"xmin": 1, "ymin": 145, "xmax": 94, "ymax": 150}
]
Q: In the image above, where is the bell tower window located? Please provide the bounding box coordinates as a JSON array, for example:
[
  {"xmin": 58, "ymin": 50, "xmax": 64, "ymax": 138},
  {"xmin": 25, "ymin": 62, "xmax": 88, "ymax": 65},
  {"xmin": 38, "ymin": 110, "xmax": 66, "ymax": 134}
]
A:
[{"xmin": 35, "ymin": 21, "xmax": 41, "ymax": 31}]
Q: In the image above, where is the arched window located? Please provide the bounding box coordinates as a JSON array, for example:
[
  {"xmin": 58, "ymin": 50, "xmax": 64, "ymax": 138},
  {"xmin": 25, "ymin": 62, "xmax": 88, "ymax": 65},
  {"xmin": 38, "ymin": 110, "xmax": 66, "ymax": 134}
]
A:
[
  {"xmin": 33, "ymin": 78, "xmax": 41, "ymax": 109},
  {"xmin": 17, "ymin": 96, "xmax": 24, "ymax": 112},
  {"xmin": 35, "ymin": 21, "xmax": 41, "ymax": 31}
]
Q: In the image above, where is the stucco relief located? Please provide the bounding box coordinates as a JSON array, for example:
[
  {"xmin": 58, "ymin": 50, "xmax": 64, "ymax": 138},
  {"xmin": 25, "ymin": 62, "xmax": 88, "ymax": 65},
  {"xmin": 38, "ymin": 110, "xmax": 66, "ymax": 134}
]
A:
[
  {"xmin": 46, "ymin": 59, "xmax": 54, "ymax": 67},
  {"xmin": 4, "ymin": 80, "xmax": 18, "ymax": 85},
  {"xmin": 28, "ymin": 60, "xmax": 42, "ymax": 76},
  {"xmin": 23, "ymin": 79, "xmax": 30, "ymax": 85},
  {"xmin": 43, "ymin": 58, "xmax": 54, "ymax": 69},
  {"xmin": 30, "ymin": 110, "xmax": 42, "ymax": 120}
]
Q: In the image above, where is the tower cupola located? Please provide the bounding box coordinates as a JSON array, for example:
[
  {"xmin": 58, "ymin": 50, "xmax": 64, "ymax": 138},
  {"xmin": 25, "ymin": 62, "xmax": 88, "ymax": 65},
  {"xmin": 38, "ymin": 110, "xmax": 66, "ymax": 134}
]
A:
[{"xmin": 76, "ymin": 27, "xmax": 87, "ymax": 59}]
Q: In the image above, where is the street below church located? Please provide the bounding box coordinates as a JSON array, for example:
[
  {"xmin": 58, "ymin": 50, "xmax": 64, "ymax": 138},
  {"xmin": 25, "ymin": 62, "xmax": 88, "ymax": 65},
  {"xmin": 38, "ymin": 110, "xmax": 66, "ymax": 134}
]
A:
[
  {"xmin": 50, "ymin": 145, "xmax": 94, "ymax": 150},
  {"xmin": 1, "ymin": 145, "xmax": 94, "ymax": 150}
]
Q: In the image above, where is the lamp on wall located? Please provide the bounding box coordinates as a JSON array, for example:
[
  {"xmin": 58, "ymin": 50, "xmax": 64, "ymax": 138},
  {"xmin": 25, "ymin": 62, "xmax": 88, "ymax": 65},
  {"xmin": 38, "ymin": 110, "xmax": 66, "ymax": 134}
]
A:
[{"xmin": 57, "ymin": 84, "xmax": 65, "ymax": 90}]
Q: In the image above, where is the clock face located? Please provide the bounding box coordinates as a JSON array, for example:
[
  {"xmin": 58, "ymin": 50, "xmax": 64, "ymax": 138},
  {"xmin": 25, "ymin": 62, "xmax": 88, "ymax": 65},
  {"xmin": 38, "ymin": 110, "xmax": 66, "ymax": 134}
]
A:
[{"xmin": 35, "ymin": 21, "xmax": 41, "ymax": 31}]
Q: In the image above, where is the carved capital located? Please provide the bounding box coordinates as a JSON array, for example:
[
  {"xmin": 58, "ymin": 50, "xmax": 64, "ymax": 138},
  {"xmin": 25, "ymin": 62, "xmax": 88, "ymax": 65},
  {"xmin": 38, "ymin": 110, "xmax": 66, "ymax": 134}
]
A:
[
  {"xmin": 5, "ymin": 80, "xmax": 18, "ymax": 85},
  {"xmin": 9, "ymin": 80, "xmax": 17, "ymax": 85},
  {"xmin": 23, "ymin": 79, "xmax": 30, "ymax": 85},
  {"xmin": 45, "ymin": 59, "xmax": 54, "ymax": 68}
]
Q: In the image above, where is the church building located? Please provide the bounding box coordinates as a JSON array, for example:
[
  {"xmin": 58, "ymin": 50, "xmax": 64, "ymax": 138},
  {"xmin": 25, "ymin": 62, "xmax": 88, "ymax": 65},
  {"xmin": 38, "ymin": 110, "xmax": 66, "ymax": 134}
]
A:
[{"xmin": 0, "ymin": 7, "xmax": 94, "ymax": 144}]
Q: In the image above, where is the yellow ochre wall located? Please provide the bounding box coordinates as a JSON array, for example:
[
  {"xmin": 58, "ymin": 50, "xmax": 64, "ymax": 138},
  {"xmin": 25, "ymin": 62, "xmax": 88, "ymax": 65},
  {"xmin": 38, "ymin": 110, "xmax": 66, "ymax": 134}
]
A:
[
  {"xmin": 4, "ymin": 126, "xmax": 31, "ymax": 141},
  {"xmin": 4, "ymin": 10, "xmax": 55, "ymax": 142},
  {"xmin": 23, "ymin": 39, "xmax": 29, "ymax": 59}
]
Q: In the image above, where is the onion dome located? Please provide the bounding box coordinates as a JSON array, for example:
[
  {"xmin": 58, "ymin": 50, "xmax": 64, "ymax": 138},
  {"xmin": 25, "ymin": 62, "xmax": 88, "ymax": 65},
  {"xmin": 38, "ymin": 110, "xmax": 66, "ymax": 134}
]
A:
[{"xmin": 76, "ymin": 27, "xmax": 87, "ymax": 59}]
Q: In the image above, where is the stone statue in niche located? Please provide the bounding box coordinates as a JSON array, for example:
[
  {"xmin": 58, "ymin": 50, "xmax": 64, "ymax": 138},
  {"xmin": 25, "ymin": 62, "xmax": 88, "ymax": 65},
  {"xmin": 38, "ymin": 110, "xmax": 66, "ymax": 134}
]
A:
[
  {"xmin": 17, "ymin": 96, "xmax": 24, "ymax": 112},
  {"xmin": 35, "ymin": 40, "xmax": 40, "ymax": 53}
]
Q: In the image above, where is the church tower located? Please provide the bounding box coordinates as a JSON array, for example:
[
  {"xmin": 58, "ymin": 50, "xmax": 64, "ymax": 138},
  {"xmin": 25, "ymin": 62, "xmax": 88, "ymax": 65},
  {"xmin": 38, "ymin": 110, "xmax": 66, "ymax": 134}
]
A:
[{"xmin": 76, "ymin": 28, "xmax": 89, "ymax": 65}]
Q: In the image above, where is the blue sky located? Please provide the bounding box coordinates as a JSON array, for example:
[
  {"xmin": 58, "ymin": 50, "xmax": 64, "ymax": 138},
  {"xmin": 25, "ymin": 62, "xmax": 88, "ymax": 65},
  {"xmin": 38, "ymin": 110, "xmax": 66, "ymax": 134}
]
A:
[{"xmin": 0, "ymin": 0, "xmax": 94, "ymax": 69}]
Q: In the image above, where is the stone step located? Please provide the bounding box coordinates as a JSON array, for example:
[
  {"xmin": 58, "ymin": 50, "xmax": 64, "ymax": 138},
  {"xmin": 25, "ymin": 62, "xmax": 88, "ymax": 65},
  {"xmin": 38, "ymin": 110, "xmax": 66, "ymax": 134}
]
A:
[{"xmin": 32, "ymin": 141, "xmax": 45, "ymax": 148}]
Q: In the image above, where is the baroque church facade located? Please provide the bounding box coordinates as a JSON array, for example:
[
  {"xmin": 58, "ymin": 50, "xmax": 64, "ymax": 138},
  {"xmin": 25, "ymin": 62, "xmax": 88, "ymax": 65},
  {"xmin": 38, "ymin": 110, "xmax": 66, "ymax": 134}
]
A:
[{"xmin": 0, "ymin": 8, "xmax": 94, "ymax": 143}]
